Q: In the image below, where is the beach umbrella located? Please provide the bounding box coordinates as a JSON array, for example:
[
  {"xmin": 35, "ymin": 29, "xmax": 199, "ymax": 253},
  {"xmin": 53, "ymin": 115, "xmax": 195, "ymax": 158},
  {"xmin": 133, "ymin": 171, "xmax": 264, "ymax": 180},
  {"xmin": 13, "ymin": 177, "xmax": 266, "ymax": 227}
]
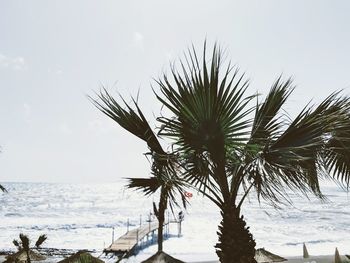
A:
[
  {"xmin": 57, "ymin": 251, "xmax": 104, "ymax": 263},
  {"xmin": 141, "ymin": 251, "xmax": 184, "ymax": 263},
  {"xmin": 334, "ymin": 247, "xmax": 341, "ymax": 263},
  {"xmin": 254, "ymin": 248, "xmax": 287, "ymax": 263},
  {"xmin": 303, "ymin": 243, "xmax": 309, "ymax": 258},
  {"xmin": 4, "ymin": 249, "xmax": 46, "ymax": 262}
]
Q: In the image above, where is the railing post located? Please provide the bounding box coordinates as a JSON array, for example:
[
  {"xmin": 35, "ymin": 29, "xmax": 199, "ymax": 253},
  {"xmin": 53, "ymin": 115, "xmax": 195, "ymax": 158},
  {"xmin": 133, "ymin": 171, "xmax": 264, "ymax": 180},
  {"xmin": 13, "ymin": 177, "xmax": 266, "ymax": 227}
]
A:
[
  {"xmin": 112, "ymin": 227, "xmax": 115, "ymax": 243},
  {"xmin": 127, "ymin": 218, "xmax": 129, "ymax": 232},
  {"xmin": 167, "ymin": 211, "xmax": 170, "ymax": 237},
  {"xmin": 148, "ymin": 212, "xmax": 151, "ymax": 232}
]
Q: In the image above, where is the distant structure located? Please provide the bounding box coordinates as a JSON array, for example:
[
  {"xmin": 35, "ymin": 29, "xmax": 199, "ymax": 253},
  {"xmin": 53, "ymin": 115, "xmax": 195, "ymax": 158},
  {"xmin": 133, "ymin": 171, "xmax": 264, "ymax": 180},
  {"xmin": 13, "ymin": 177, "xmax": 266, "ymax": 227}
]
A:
[
  {"xmin": 104, "ymin": 212, "xmax": 181, "ymax": 260},
  {"xmin": 334, "ymin": 247, "xmax": 342, "ymax": 263},
  {"xmin": 303, "ymin": 243, "xmax": 309, "ymax": 258},
  {"xmin": 57, "ymin": 250, "xmax": 104, "ymax": 263},
  {"xmin": 254, "ymin": 248, "xmax": 287, "ymax": 263}
]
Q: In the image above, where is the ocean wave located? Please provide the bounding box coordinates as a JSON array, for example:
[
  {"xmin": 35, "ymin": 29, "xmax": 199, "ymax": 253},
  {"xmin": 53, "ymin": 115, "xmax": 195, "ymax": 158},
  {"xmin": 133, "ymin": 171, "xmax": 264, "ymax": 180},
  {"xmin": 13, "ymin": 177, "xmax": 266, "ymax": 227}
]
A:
[{"xmin": 285, "ymin": 239, "xmax": 334, "ymax": 246}]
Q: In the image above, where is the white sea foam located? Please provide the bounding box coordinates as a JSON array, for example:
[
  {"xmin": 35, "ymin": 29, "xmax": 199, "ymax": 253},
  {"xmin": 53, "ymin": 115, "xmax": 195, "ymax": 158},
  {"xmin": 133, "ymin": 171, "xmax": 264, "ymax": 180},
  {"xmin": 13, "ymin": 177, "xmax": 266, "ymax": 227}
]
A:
[{"xmin": 0, "ymin": 181, "xmax": 349, "ymax": 262}]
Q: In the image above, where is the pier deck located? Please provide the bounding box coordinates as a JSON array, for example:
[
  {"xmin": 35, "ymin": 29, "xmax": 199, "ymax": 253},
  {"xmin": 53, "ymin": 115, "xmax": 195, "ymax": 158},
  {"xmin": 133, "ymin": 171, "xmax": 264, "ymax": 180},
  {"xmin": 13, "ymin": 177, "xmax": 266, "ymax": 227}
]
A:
[{"xmin": 104, "ymin": 220, "xmax": 179, "ymax": 255}]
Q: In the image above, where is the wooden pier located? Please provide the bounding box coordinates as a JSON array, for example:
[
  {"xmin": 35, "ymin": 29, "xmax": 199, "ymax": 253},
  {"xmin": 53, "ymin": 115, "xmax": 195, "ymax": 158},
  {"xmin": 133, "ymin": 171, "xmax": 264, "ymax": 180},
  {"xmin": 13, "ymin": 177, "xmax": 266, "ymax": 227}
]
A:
[{"xmin": 104, "ymin": 215, "xmax": 182, "ymax": 257}]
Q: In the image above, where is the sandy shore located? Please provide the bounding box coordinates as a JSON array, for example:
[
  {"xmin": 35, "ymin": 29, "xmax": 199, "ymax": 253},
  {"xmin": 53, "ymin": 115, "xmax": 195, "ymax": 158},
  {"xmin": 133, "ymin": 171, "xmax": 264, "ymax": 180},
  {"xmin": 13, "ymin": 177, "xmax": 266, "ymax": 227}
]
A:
[
  {"xmin": 1, "ymin": 255, "xmax": 346, "ymax": 263},
  {"xmin": 192, "ymin": 255, "xmax": 347, "ymax": 263}
]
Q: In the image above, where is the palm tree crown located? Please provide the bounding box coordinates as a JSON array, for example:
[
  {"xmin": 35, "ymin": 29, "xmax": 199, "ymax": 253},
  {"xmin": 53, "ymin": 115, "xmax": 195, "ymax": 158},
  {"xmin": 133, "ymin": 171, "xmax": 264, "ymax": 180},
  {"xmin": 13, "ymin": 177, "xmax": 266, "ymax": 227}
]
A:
[
  {"xmin": 90, "ymin": 90, "xmax": 188, "ymax": 253},
  {"xmin": 92, "ymin": 42, "xmax": 350, "ymax": 263},
  {"xmin": 154, "ymin": 43, "xmax": 350, "ymax": 263}
]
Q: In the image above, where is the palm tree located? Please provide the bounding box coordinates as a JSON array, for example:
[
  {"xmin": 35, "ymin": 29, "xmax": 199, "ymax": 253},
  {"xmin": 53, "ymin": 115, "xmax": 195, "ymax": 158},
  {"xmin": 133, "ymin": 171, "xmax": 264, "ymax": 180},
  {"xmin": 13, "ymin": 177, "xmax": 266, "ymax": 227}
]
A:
[
  {"xmin": 90, "ymin": 92, "xmax": 188, "ymax": 254},
  {"xmin": 0, "ymin": 184, "xmax": 6, "ymax": 192},
  {"xmin": 155, "ymin": 44, "xmax": 350, "ymax": 263},
  {"xmin": 12, "ymin": 233, "xmax": 47, "ymax": 263}
]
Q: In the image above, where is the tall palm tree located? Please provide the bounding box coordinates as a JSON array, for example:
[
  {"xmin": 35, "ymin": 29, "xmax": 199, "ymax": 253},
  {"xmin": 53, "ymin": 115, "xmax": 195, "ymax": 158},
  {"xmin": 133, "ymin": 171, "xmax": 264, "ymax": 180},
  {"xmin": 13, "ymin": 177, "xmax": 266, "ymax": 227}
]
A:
[
  {"xmin": 90, "ymin": 92, "xmax": 188, "ymax": 253},
  {"xmin": 155, "ymin": 44, "xmax": 350, "ymax": 263}
]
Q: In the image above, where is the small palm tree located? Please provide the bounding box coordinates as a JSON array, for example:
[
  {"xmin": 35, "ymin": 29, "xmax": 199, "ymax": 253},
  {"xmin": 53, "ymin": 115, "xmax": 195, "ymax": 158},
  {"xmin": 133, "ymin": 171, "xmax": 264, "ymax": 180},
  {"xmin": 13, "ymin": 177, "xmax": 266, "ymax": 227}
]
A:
[
  {"xmin": 90, "ymin": 92, "xmax": 188, "ymax": 253},
  {"xmin": 155, "ymin": 44, "xmax": 350, "ymax": 263},
  {"xmin": 13, "ymin": 233, "xmax": 47, "ymax": 263},
  {"xmin": 0, "ymin": 184, "xmax": 6, "ymax": 192}
]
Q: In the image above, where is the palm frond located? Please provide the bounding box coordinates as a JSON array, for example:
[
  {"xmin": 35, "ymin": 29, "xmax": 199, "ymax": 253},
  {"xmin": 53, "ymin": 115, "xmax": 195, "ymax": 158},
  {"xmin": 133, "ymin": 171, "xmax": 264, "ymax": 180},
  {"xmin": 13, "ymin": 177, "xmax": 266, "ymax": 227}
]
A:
[
  {"xmin": 157, "ymin": 44, "xmax": 254, "ymax": 156},
  {"xmin": 126, "ymin": 177, "xmax": 161, "ymax": 196},
  {"xmin": 35, "ymin": 234, "xmax": 47, "ymax": 248},
  {"xmin": 19, "ymin": 233, "xmax": 30, "ymax": 251},
  {"xmin": 89, "ymin": 89, "xmax": 165, "ymax": 155},
  {"xmin": 155, "ymin": 43, "xmax": 254, "ymax": 207},
  {"xmin": 13, "ymin": 239, "xmax": 21, "ymax": 250},
  {"xmin": 246, "ymin": 91, "xmax": 350, "ymax": 205},
  {"xmin": 0, "ymin": 184, "xmax": 7, "ymax": 192},
  {"xmin": 249, "ymin": 77, "xmax": 293, "ymax": 146},
  {"xmin": 322, "ymin": 102, "xmax": 350, "ymax": 188}
]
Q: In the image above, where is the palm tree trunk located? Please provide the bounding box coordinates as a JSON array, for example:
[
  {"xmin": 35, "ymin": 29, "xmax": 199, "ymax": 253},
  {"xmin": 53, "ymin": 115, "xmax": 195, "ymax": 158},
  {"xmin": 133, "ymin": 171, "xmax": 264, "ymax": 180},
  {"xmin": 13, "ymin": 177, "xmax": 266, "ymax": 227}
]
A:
[
  {"xmin": 26, "ymin": 250, "xmax": 31, "ymax": 263},
  {"xmin": 157, "ymin": 186, "xmax": 167, "ymax": 252},
  {"xmin": 215, "ymin": 204, "xmax": 256, "ymax": 263}
]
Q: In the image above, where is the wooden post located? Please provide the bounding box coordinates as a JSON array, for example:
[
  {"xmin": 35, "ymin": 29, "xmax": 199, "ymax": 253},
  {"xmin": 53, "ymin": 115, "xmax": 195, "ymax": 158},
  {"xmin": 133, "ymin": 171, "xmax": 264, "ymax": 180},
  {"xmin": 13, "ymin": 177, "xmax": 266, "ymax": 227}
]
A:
[
  {"xmin": 303, "ymin": 243, "xmax": 309, "ymax": 258},
  {"xmin": 136, "ymin": 229, "xmax": 139, "ymax": 244},
  {"xmin": 148, "ymin": 212, "xmax": 151, "ymax": 232},
  {"xmin": 127, "ymin": 218, "xmax": 129, "ymax": 232},
  {"xmin": 112, "ymin": 227, "xmax": 115, "ymax": 243},
  {"xmin": 335, "ymin": 247, "xmax": 341, "ymax": 263},
  {"xmin": 167, "ymin": 211, "xmax": 170, "ymax": 237}
]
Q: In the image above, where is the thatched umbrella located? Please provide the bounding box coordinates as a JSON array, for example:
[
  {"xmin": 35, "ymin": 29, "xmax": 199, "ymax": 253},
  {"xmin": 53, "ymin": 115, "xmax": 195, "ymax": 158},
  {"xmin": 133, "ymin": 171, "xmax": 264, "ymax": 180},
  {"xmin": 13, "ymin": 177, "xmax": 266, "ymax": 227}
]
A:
[
  {"xmin": 57, "ymin": 251, "xmax": 104, "ymax": 263},
  {"xmin": 4, "ymin": 249, "xmax": 46, "ymax": 263},
  {"xmin": 303, "ymin": 243, "xmax": 309, "ymax": 258},
  {"xmin": 141, "ymin": 251, "xmax": 184, "ymax": 263},
  {"xmin": 254, "ymin": 248, "xmax": 287, "ymax": 263},
  {"xmin": 334, "ymin": 248, "xmax": 341, "ymax": 263}
]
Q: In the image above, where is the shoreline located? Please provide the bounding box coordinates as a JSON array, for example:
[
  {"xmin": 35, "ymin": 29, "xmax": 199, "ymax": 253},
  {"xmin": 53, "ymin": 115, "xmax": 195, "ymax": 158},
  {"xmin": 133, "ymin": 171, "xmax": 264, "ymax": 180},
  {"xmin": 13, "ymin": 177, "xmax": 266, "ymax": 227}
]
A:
[{"xmin": 1, "ymin": 253, "xmax": 347, "ymax": 263}]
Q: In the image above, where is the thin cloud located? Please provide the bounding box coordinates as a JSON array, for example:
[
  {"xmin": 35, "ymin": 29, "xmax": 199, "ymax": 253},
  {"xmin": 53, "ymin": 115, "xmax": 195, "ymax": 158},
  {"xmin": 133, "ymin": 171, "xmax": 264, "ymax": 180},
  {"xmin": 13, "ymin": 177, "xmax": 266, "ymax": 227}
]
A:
[
  {"xmin": 59, "ymin": 123, "xmax": 73, "ymax": 135},
  {"xmin": 0, "ymin": 53, "xmax": 26, "ymax": 70},
  {"xmin": 23, "ymin": 103, "xmax": 32, "ymax": 123},
  {"xmin": 88, "ymin": 119, "xmax": 116, "ymax": 134},
  {"xmin": 48, "ymin": 68, "xmax": 63, "ymax": 75},
  {"xmin": 132, "ymin": 32, "xmax": 144, "ymax": 50}
]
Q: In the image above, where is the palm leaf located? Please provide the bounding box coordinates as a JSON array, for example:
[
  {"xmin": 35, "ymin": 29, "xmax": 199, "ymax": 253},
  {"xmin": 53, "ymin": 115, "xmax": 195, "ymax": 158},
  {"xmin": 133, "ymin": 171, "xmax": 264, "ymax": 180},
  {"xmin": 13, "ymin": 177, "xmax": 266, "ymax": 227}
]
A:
[
  {"xmin": 155, "ymin": 43, "xmax": 255, "ymax": 205},
  {"xmin": 249, "ymin": 77, "xmax": 293, "ymax": 146},
  {"xmin": 246, "ymin": 91, "xmax": 350, "ymax": 205},
  {"xmin": 91, "ymin": 88, "xmax": 188, "ymax": 214},
  {"xmin": 35, "ymin": 234, "xmax": 47, "ymax": 248},
  {"xmin": 0, "ymin": 184, "xmax": 7, "ymax": 192},
  {"xmin": 13, "ymin": 239, "xmax": 21, "ymax": 250},
  {"xmin": 19, "ymin": 233, "xmax": 30, "ymax": 251},
  {"xmin": 89, "ymin": 89, "xmax": 165, "ymax": 155},
  {"xmin": 126, "ymin": 177, "xmax": 161, "ymax": 196}
]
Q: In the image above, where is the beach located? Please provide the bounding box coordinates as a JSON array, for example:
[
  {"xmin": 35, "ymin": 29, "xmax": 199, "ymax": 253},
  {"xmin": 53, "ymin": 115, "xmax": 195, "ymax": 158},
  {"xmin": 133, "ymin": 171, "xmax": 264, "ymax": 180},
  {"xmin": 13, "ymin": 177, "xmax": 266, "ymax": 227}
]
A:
[
  {"xmin": 1, "ymin": 254, "xmax": 348, "ymax": 263},
  {"xmin": 1, "ymin": 181, "xmax": 350, "ymax": 262}
]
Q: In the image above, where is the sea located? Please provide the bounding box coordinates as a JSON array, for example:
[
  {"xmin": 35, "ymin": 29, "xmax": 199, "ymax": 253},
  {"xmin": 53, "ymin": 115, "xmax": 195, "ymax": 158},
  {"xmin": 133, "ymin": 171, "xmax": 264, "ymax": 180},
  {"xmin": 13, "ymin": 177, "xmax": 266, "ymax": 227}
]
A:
[{"xmin": 0, "ymin": 180, "xmax": 349, "ymax": 262}]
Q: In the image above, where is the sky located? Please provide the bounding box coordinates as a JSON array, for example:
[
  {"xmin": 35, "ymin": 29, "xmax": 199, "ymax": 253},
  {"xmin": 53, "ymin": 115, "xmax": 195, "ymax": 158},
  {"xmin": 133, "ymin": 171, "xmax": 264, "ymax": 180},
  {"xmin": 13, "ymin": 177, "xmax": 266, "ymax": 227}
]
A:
[{"xmin": 1, "ymin": 1, "xmax": 350, "ymax": 183}]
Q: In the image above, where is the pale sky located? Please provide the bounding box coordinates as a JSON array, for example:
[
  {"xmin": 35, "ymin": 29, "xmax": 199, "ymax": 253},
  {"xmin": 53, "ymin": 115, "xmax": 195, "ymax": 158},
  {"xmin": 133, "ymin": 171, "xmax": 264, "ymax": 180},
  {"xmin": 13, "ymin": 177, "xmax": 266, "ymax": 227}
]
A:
[{"xmin": 1, "ymin": 1, "xmax": 350, "ymax": 183}]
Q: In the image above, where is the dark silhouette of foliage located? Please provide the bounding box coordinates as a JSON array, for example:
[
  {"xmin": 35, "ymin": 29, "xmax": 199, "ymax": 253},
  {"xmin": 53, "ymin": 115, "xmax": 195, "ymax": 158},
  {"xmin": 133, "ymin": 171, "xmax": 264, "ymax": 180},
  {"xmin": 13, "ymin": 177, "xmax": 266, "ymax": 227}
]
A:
[
  {"xmin": 154, "ymin": 43, "xmax": 350, "ymax": 263},
  {"xmin": 90, "ymin": 91, "xmax": 188, "ymax": 253},
  {"xmin": 92, "ymin": 42, "xmax": 350, "ymax": 263},
  {"xmin": 12, "ymin": 233, "xmax": 48, "ymax": 263}
]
